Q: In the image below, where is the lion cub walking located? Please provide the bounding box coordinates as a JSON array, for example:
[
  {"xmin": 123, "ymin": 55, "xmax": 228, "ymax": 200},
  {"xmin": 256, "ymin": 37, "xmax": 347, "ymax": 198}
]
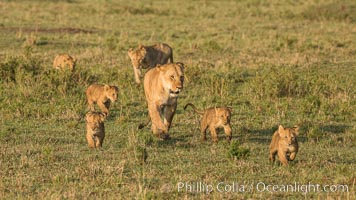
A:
[
  {"xmin": 53, "ymin": 54, "xmax": 76, "ymax": 71},
  {"xmin": 86, "ymin": 84, "xmax": 119, "ymax": 116},
  {"xmin": 85, "ymin": 111, "xmax": 106, "ymax": 148},
  {"xmin": 128, "ymin": 43, "xmax": 173, "ymax": 84},
  {"xmin": 269, "ymin": 125, "xmax": 299, "ymax": 166},
  {"xmin": 184, "ymin": 103, "xmax": 232, "ymax": 143}
]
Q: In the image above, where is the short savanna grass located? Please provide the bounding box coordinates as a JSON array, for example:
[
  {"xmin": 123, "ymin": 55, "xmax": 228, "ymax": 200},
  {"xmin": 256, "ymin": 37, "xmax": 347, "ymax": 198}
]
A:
[{"xmin": 0, "ymin": 0, "xmax": 355, "ymax": 199}]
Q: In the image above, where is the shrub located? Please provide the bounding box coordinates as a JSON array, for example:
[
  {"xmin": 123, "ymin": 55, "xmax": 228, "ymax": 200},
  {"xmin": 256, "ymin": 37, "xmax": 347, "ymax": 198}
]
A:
[{"xmin": 227, "ymin": 141, "xmax": 250, "ymax": 160}]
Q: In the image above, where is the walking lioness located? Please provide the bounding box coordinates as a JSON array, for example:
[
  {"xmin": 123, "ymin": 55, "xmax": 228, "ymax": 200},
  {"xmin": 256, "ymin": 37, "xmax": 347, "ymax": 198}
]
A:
[
  {"xmin": 128, "ymin": 43, "xmax": 173, "ymax": 84},
  {"xmin": 143, "ymin": 62, "xmax": 184, "ymax": 139}
]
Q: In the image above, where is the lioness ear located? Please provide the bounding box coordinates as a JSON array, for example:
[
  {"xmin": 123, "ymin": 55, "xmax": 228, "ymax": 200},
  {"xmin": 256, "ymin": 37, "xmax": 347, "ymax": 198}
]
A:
[
  {"xmin": 104, "ymin": 84, "xmax": 110, "ymax": 91},
  {"xmin": 278, "ymin": 125, "xmax": 285, "ymax": 136},
  {"xmin": 176, "ymin": 62, "xmax": 185, "ymax": 71},
  {"xmin": 157, "ymin": 64, "xmax": 165, "ymax": 71},
  {"xmin": 128, "ymin": 48, "xmax": 133, "ymax": 55},
  {"xmin": 227, "ymin": 107, "xmax": 233, "ymax": 113},
  {"xmin": 138, "ymin": 44, "xmax": 144, "ymax": 49}
]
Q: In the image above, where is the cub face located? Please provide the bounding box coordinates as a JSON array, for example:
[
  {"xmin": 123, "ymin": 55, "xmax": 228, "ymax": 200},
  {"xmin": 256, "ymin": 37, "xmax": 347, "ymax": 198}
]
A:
[
  {"xmin": 53, "ymin": 54, "xmax": 76, "ymax": 70},
  {"xmin": 217, "ymin": 108, "xmax": 232, "ymax": 125},
  {"xmin": 104, "ymin": 85, "xmax": 119, "ymax": 102},
  {"xmin": 278, "ymin": 125, "xmax": 299, "ymax": 146},
  {"xmin": 85, "ymin": 112, "xmax": 106, "ymax": 130},
  {"xmin": 128, "ymin": 45, "xmax": 146, "ymax": 69},
  {"xmin": 159, "ymin": 62, "xmax": 184, "ymax": 97}
]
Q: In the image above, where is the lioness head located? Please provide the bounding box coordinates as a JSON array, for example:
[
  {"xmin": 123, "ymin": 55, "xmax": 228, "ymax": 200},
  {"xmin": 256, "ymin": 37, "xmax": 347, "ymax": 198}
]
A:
[
  {"xmin": 85, "ymin": 112, "xmax": 106, "ymax": 130},
  {"xmin": 158, "ymin": 62, "xmax": 184, "ymax": 97},
  {"xmin": 278, "ymin": 125, "xmax": 299, "ymax": 146},
  {"xmin": 217, "ymin": 107, "xmax": 232, "ymax": 125},
  {"xmin": 104, "ymin": 85, "xmax": 119, "ymax": 102},
  {"xmin": 128, "ymin": 44, "xmax": 147, "ymax": 69}
]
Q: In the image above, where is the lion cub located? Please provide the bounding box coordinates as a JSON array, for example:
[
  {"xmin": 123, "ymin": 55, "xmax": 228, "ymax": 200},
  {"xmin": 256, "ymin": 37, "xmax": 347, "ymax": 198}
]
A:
[
  {"xmin": 86, "ymin": 84, "xmax": 119, "ymax": 116},
  {"xmin": 184, "ymin": 103, "xmax": 232, "ymax": 142},
  {"xmin": 85, "ymin": 111, "xmax": 106, "ymax": 148},
  {"xmin": 53, "ymin": 54, "xmax": 76, "ymax": 71},
  {"xmin": 269, "ymin": 125, "xmax": 299, "ymax": 166}
]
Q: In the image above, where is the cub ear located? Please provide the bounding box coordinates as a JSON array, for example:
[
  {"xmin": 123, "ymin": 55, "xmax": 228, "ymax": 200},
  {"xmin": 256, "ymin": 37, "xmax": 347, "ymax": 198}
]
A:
[
  {"xmin": 278, "ymin": 125, "xmax": 285, "ymax": 136},
  {"xmin": 227, "ymin": 107, "xmax": 233, "ymax": 113},
  {"xmin": 140, "ymin": 46, "xmax": 147, "ymax": 55},
  {"xmin": 138, "ymin": 44, "xmax": 144, "ymax": 49},
  {"xmin": 128, "ymin": 49, "xmax": 134, "ymax": 57},
  {"xmin": 176, "ymin": 62, "xmax": 185, "ymax": 71},
  {"xmin": 293, "ymin": 126, "xmax": 300, "ymax": 135},
  {"xmin": 100, "ymin": 113, "xmax": 107, "ymax": 122},
  {"xmin": 85, "ymin": 112, "xmax": 93, "ymax": 122},
  {"xmin": 113, "ymin": 86, "xmax": 119, "ymax": 92},
  {"xmin": 104, "ymin": 84, "xmax": 110, "ymax": 91}
]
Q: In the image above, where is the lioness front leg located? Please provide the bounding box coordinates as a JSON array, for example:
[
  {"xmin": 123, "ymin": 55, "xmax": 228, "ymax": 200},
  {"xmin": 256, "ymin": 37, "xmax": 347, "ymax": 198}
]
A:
[
  {"xmin": 164, "ymin": 103, "xmax": 177, "ymax": 130},
  {"xmin": 148, "ymin": 103, "xmax": 168, "ymax": 137}
]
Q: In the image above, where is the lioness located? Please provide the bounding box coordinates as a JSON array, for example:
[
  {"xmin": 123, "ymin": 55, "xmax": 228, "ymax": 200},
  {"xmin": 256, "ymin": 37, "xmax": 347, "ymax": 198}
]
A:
[
  {"xmin": 53, "ymin": 54, "xmax": 76, "ymax": 71},
  {"xmin": 269, "ymin": 125, "xmax": 299, "ymax": 166},
  {"xmin": 85, "ymin": 111, "xmax": 106, "ymax": 148},
  {"xmin": 128, "ymin": 43, "xmax": 173, "ymax": 84},
  {"xmin": 144, "ymin": 62, "xmax": 184, "ymax": 139},
  {"xmin": 86, "ymin": 84, "xmax": 119, "ymax": 116},
  {"xmin": 184, "ymin": 103, "xmax": 232, "ymax": 142}
]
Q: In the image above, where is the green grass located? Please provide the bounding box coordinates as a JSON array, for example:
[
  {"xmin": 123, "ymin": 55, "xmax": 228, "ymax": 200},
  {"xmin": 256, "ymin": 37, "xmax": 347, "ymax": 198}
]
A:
[{"xmin": 0, "ymin": 0, "xmax": 355, "ymax": 199}]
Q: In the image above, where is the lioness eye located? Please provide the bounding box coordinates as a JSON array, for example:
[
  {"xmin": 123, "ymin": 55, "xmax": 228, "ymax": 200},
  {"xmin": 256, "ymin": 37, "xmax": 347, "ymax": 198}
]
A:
[
  {"xmin": 285, "ymin": 136, "xmax": 288, "ymax": 139},
  {"xmin": 170, "ymin": 75, "xmax": 175, "ymax": 80}
]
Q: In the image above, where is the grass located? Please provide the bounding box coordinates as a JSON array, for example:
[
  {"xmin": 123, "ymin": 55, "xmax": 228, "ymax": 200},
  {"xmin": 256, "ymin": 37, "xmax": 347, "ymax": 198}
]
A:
[{"xmin": 0, "ymin": 0, "xmax": 355, "ymax": 199}]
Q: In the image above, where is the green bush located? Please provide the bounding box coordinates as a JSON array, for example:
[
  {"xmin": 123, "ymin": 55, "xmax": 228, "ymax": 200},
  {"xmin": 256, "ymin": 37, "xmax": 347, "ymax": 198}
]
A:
[{"xmin": 227, "ymin": 141, "xmax": 250, "ymax": 160}]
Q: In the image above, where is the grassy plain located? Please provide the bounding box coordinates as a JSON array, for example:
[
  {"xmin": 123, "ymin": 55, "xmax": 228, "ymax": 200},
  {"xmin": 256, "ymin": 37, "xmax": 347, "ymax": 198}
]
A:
[{"xmin": 0, "ymin": 0, "xmax": 355, "ymax": 199}]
